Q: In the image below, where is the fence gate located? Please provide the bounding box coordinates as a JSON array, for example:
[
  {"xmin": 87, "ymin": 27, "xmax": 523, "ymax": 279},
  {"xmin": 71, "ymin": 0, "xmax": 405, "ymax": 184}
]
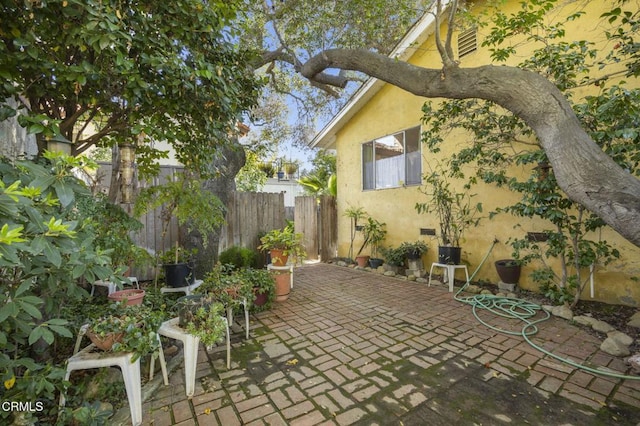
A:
[
  {"xmin": 294, "ymin": 195, "xmax": 337, "ymax": 262},
  {"xmin": 318, "ymin": 195, "xmax": 337, "ymax": 262},
  {"xmin": 294, "ymin": 196, "xmax": 318, "ymax": 260}
]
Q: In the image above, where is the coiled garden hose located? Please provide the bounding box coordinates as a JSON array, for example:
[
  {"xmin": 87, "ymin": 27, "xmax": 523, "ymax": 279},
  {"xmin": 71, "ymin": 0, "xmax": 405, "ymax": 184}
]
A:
[{"xmin": 453, "ymin": 239, "xmax": 640, "ymax": 380}]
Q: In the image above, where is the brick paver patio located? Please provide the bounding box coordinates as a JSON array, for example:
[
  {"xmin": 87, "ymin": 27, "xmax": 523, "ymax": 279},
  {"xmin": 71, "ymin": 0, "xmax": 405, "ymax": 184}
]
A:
[{"xmin": 118, "ymin": 263, "xmax": 640, "ymax": 425}]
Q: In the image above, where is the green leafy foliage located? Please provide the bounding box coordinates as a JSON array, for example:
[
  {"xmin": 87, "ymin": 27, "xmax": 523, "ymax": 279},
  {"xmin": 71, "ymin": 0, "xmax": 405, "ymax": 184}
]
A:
[
  {"xmin": 134, "ymin": 175, "xmax": 226, "ymax": 247},
  {"xmin": 415, "ymin": 164, "xmax": 483, "ymax": 248},
  {"xmin": 380, "ymin": 246, "xmax": 408, "ymax": 267},
  {"xmin": 357, "ymin": 217, "xmax": 387, "ymax": 258},
  {"xmin": 219, "ymin": 246, "xmax": 259, "ymax": 269},
  {"xmin": 258, "ymin": 221, "xmax": 307, "ymax": 262},
  {"xmin": 0, "ymin": 0, "xmax": 262, "ymax": 178},
  {"xmin": 0, "ymin": 152, "xmax": 121, "ymax": 422}
]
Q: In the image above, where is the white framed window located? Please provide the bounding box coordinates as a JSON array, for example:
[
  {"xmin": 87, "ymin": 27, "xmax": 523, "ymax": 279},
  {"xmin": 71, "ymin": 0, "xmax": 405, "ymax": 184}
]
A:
[{"xmin": 362, "ymin": 126, "xmax": 421, "ymax": 190}]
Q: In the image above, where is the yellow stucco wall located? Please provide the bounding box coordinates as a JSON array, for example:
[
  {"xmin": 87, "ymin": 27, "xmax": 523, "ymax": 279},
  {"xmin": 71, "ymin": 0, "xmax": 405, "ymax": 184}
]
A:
[{"xmin": 333, "ymin": 0, "xmax": 640, "ymax": 305}]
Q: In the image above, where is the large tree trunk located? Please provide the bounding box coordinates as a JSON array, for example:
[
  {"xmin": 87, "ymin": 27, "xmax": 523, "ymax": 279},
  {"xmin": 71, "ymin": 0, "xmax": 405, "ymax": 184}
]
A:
[
  {"xmin": 300, "ymin": 49, "xmax": 640, "ymax": 247},
  {"xmin": 185, "ymin": 139, "xmax": 246, "ymax": 277}
]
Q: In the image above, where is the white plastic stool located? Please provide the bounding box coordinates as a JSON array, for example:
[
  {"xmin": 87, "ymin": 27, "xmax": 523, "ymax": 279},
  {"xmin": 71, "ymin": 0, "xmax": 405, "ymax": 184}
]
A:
[
  {"xmin": 160, "ymin": 279, "xmax": 203, "ymax": 296},
  {"xmin": 158, "ymin": 317, "xmax": 230, "ymax": 397},
  {"xmin": 267, "ymin": 264, "xmax": 294, "ymax": 289},
  {"xmin": 59, "ymin": 325, "xmax": 168, "ymax": 426},
  {"xmin": 61, "ymin": 349, "xmax": 142, "ymax": 425},
  {"xmin": 91, "ymin": 277, "xmax": 139, "ymax": 296},
  {"xmin": 90, "ymin": 280, "xmax": 117, "ymax": 296},
  {"xmin": 428, "ymin": 263, "xmax": 470, "ymax": 292}
]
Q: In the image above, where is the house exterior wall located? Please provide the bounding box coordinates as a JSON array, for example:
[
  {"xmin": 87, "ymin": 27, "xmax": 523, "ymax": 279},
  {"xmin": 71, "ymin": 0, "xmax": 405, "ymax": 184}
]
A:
[{"xmin": 332, "ymin": 0, "xmax": 640, "ymax": 305}]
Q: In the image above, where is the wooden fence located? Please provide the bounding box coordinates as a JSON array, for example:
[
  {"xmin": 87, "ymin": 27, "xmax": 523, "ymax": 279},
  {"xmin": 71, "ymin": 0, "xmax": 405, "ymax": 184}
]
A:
[
  {"xmin": 218, "ymin": 191, "xmax": 286, "ymax": 255},
  {"xmin": 294, "ymin": 195, "xmax": 338, "ymax": 262},
  {"xmin": 96, "ymin": 163, "xmax": 337, "ymax": 278}
]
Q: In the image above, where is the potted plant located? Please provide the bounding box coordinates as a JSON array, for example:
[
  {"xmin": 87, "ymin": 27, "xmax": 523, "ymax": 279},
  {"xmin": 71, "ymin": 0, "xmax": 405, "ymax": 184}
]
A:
[
  {"xmin": 238, "ymin": 268, "xmax": 275, "ymax": 311},
  {"xmin": 258, "ymin": 162, "xmax": 275, "ymax": 178},
  {"xmin": 258, "ymin": 221, "xmax": 306, "ymax": 266},
  {"xmin": 158, "ymin": 246, "xmax": 198, "ymax": 287},
  {"xmin": 399, "ymin": 241, "xmax": 428, "ymax": 261},
  {"xmin": 196, "ymin": 264, "xmax": 255, "ymax": 311},
  {"xmin": 380, "ymin": 246, "xmax": 406, "ymax": 274},
  {"xmin": 85, "ymin": 303, "xmax": 166, "ymax": 361},
  {"xmin": 344, "ymin": 205, "xmax": 367, "ymax": 261},
  {"xmin": 358, "ymin": 217, "xmax": 386, "ymax": 268},
  {"xmin": 134, "ymin": 174, "xmax": 225, "ymax": 286},
  {"xmin": 175, "ymin": 295, "xmax": 227, "ymax": 347},
  {"xmin": 415, "ymin": 165, "xmax": 482, "ymax": 265},
  {"xmin": 285, "ymin": 161, "xmax": 299, "ymax": 179},
  {"xmin": 494, "ymin": 259, "xmax": 522, "ymax": 285}
]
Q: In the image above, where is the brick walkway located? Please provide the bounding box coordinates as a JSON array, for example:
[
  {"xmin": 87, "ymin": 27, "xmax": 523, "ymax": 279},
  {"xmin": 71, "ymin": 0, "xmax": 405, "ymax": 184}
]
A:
[{"xmin": 129, "ymin": 263, "xmax": 640, "ymax": 425}]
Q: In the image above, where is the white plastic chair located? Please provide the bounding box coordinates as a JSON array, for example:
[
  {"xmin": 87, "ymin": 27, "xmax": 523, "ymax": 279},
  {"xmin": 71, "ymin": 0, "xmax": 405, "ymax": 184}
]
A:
[{"xmin": 59, "ymin": 325, "xmax": 168, "ymax": 426}]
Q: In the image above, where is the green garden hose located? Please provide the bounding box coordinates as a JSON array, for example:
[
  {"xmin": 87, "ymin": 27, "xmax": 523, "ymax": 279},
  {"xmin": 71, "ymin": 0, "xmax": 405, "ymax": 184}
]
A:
[{"xmin": 452, "ymin": 239, "xmax": 640, "ymax": 380}]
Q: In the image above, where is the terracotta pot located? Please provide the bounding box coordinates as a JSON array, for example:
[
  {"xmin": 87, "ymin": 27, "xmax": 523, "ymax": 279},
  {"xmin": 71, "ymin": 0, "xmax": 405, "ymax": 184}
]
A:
[
  {"xmin": 272, "ymin": 270, "xmax": 291, "ymax": 302},
  {"xmin": 86, "ymin": 330, "xmax": 124, "ymax": 351},
  {"xmin": 270, "ymin": 249, "xmax": 289, "ymax": 266},
  {"xmin": 108, "ymin": 289, "xmax": 145, "ymax": 305},
  {"xmin": 355, "ymin": 255, "xmax": 370, "ymax": 267}
]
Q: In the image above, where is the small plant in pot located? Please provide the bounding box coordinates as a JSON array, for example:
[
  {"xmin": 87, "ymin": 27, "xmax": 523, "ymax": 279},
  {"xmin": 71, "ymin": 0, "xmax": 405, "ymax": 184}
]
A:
[
  {"xmin": 85, "ymin": 303, "xmax": 165, "ymax": 361},
  {"xmin": 357, "ymin": 217, "xmax": 386, "ymax": 268},
  {"xmin": 238, "ymin": 268, "xmax": 275, "ymax": 312},
  {"xmin": 415, "ymin": 164, "xmax": 482, "ymax": 265},
  {"xmin": 134, "ymin": 174, "xmax": 225, "ymax": 286},
  {"xmin": 158, "ymin": 246, "xmax": 198, "ymax": 288},
  {"xmin": 196, "ymin": 264, "xmax": 255, "ymax": 311},
  {"xmin": 380, "ymin": 246, "xmax": 406, "ymax": 274},
  {"xmin": 258, "ymin": 221, "xmax": 306, "ymax": 266},
  {"xmin": 399, "ymin": 241, "xmax": 428, "ymax": 261},
  {"xmin": 494, "ymin": 259, "xmax": 522, "ymax": 285},
  {"xmin": 175, "ymin": 295, "xmax": 227, "ymax": 347}
]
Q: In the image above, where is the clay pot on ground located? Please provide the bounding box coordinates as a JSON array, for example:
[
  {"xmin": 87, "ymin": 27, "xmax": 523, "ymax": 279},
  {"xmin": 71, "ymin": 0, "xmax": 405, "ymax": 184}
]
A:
[
  {"xmin": 355, "ymin": 255, "xmax": 370, "ymax": 268},
  {"xmin": 108, "ymin": 289, "xmax": 146, "ymax": 305}
]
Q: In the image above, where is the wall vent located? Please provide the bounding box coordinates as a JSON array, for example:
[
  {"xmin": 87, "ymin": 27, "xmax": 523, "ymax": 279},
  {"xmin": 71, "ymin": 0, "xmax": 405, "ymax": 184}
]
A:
[{"xmin": 458, "ymin": 28, "xmax": 477, "ymax": 58}]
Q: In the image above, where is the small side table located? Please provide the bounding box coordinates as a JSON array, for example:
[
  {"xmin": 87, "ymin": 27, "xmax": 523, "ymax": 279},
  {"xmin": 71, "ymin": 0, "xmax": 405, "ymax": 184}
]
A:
[
  {"xmin": 267, "ymin": 264, "xmax": 294, "ymax": 289},
  {"xmin": 428, "ymin": 263, "xmax": 469, "ymax": 293},
  {"xmin": 160, "ymin": 279, "xmax": 203, "ymax": 296},
  {"xmin": 158, "ymin": 317, "xmax": 230, "ymax": 397}
]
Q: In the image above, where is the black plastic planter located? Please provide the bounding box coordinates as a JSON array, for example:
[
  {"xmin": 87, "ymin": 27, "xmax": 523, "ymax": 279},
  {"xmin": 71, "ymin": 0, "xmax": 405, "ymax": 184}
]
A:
[
  {"xmin": 438, "ymin": 246, "xmax": 461, "ymax": 265},
  {"xmin": 164, "ymin": 262, "xmax": 194, "ymax": 287}
]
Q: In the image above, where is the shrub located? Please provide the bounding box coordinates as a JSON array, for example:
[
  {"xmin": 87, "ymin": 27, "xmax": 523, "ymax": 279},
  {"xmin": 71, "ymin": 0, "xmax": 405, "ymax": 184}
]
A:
[{"xmin": 218, "ymin": 246, "xmax": 258, "ymax": 269}]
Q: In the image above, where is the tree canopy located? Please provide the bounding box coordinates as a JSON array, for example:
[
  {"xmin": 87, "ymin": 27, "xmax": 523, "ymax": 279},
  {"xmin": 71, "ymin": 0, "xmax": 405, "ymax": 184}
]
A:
[{"xmin": 0, "ymin": 0, "xmax": 262, "ymax": 177}]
